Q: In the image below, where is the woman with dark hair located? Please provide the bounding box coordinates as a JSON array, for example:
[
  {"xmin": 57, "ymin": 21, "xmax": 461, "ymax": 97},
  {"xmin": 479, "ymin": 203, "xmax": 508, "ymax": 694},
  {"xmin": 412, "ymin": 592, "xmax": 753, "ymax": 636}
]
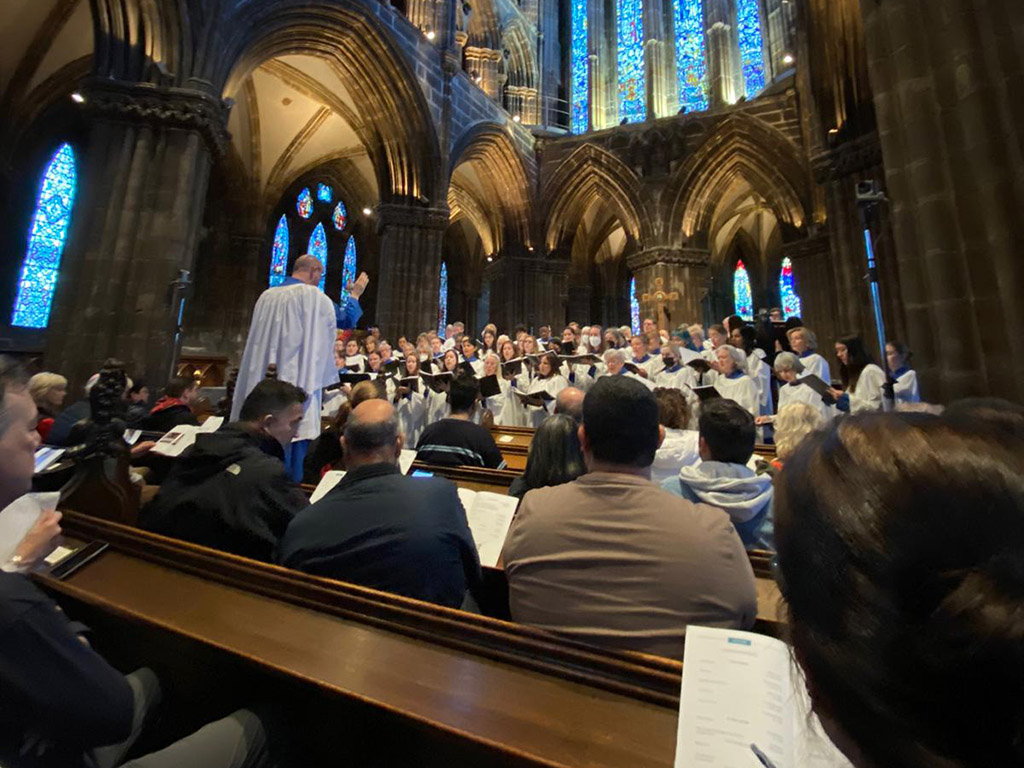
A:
[
  {"xmin": 507, "ymin": 414, "xmax": 586, "ymax": 499},
  {"xmin": 650, "ymin": 388, "xmax": 699, "ymax": 484},
  {"xmin": 886, "ymin": 340, "xmax": 920, "ymax": 404},
  {"xmin": 774, "ymin": 411, "xmax": 1024, "ymax": 768},
  {"xmin": 731, "ymin": 325, "xmax": 772, "ymax": 418},
  {"xmin": 828, "ymin": 335, "xmax": 886, "ymax": 413},
  {"xmin": 518, "ymin": 353, "xmax": 568, "ymax": 427}
]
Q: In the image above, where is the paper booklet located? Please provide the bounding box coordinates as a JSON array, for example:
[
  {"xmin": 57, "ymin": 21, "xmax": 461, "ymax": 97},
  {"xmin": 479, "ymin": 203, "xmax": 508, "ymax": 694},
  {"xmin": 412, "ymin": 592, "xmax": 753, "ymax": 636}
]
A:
[
  {"xmin": 558, "ymin": 353, "xmax": 602, "ymax": 365},
  {"xmin": 456, "ymin": 488, "xmax": 518, "ymax": 568},
  {"xmin": 150, "ymin": 416, "xmax": 224, "ymax": 458},
  {"xmin": 34, "ymin": 446, "xmax": 66, "ymax": 473},
  {"xmin": 513, "ymin": 389, "xmax": 555, "ymax": 408},
  {"xmin": 0, "ymin": 491, "xmax": 61, "ymax": 564},
  {"xmin": 307, "ymin": 450, "xmax": 417, "ymax": 504},
  {"xmin": 675, "ymin": 626, "xmax": 853, "ymax": 768},
  {"xmin": 690, "ymin": 385, "xmax": 721, "ymax": 402},
  {"xmin": 478, "ymin": 374, "xmax": 502, "ymax": 399},
  {"xmin": 797, "ymin": 374, "xmax": 836, "ymax": 403}
]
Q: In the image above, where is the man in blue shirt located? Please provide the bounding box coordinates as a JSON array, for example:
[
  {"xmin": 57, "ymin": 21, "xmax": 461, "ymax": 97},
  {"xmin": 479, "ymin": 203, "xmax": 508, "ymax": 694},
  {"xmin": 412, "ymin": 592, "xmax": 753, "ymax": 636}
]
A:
[{"xmin": 279, "ymin": 255, "xmax": 369, "ymax": 329}]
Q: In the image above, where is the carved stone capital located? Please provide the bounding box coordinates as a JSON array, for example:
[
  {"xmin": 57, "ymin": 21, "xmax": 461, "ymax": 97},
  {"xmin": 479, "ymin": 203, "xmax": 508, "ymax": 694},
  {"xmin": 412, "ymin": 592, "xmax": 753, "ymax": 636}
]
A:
[
  {"xmin": 627, "ymin": 247, "xmax": 710, "ymax": 272},
  {"xmin": 81, "ymin": 78, "xmax": 230, "ymax": 156},
  {"xmin": 811, "ymin": 132, "xmax": 884, "ymax": 183},
  {"xmin": 376, "ymin": 203, "xmax": 451, "ymax": 231}
]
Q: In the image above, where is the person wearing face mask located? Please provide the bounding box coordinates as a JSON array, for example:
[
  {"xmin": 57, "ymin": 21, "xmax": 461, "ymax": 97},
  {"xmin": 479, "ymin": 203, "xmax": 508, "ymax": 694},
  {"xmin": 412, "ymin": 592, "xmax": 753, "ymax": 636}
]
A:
[{"xmin": 140, "ymin": 379, "xmax": 311, "ymax": 563}]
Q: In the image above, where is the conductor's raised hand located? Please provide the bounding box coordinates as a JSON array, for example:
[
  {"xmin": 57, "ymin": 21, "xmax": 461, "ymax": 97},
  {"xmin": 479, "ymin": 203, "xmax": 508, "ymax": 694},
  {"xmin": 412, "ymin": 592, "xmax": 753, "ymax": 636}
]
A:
[{"xmin": 348, "ymin": 272, "xmax": 370, "ymax": 300}]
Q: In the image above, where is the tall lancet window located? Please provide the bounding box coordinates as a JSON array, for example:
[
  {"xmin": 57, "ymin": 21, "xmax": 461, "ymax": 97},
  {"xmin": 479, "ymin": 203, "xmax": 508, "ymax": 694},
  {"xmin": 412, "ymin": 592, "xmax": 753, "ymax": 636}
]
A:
[
  {"xmin": 269, "ymin": 215, "xmax": 290, "ymax": 287},
  {"xmin": 307, "ymin": 222, "xmax": 328, "ymax": 291},
  {"xmin": 733, "ymin": 259, "xmax": 754, "ymax": 321},
  {"xmin": 12, "ymin": 143, "xmax": 77, "ymax": 328},
  {"xmin": 617, "ymin": 0, "xmax": 645, "ymax": 123},
  {"xmin": 737, "ymin": 0, "xmax": 766, "ymax": 97},
  {"xmin": 778, "ymin": 256, "xmax": 802, "ymax": 319},
  {"xmin": 571, "ymin": 0, "xmax": 589, "ymax": 133},
  {"xmin": 437, "ymin": 262, "xmax": 449, "ymax": 334},
  {"xmin": 674, "ymin": 0, "xmax": 708, "ymax": 112},
  {"xmin": 630, "ymin": 277, "xmax": 641, "ymax": 336},
  {"xmin": 342, "ymin": 237, "xmax": 357, "ymax": 294}
]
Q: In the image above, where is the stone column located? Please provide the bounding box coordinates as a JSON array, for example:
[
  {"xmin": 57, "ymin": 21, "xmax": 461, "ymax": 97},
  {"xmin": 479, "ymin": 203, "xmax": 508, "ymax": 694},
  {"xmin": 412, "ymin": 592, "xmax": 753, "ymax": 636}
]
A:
[
  {"xmin": 780, "ymin": 235, "xmax": 837, "ymax": 352},
  {"xmin": 859, "ymin": 0, "xmax": 1023, "ymax": 402},
  {"xmin": 482, "ymin": 250, "xmax": 568, "ymax": 331},
  {"xmin": 566, "ymin": 280, "xmax": 594, "ymax": 324},
  {"xmin": 375, "ymin": 204, "xmax": 449, "ymax": 340},
  {"xmin": 45, "ymin": 78, "xmax": 225, "ymax": 390},
  {"xmin": 464, "ymin": 47, "xmax": 504, "ymax": 101},
  {"xmin": 705, "ymin": 0, "xmax": 742, "ymax": 107},
  {"xmin": 643, "ymin": 0, "xmax": 672, "ymax": 119},
  {"xmin": 627, "ymin": 247, "xmax": 711, "ymax": 330}
]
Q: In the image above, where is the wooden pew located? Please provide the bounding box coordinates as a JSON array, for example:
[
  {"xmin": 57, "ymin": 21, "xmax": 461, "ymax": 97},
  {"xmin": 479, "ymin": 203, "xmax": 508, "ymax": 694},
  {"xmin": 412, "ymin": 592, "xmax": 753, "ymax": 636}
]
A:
[{"xmin": 41, "ymin": 511, "xmax": 684, "ymax": 767}]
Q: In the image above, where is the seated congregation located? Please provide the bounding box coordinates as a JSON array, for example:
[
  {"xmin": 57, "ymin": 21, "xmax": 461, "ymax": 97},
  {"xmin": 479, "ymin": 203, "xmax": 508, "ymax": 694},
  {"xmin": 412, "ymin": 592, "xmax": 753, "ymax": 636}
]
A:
[{"xmin": 3, "ymin": 309, "xmax": 1022, "ymax": 767}]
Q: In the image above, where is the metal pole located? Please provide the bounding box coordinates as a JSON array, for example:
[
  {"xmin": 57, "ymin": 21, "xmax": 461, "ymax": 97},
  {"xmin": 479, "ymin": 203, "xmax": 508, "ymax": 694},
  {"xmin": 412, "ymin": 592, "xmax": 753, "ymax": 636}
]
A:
[{"xmin": 857, "ymin": 187, "xmax": 896, "ymax": 411}]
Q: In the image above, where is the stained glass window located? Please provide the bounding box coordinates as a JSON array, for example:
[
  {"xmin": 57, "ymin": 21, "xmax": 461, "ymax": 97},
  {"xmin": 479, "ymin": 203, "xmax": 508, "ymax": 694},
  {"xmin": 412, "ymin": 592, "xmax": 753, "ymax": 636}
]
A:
[
  {"xmin": 571, "ymin": 0, "xmax": 589, "ymax": 134},
  {"xmin": 778, "ymin": 256, "xmax": 802, "ymax": 319},
  {"xmin": 737, "ymin": 0, "xmax": 766, "ymax": 98},
  {"xmin": 317, "ymin": 183, "xmax": 333, "ymax": 203},
  {"xmin": 733, "ymin": 259, "xmax": 753, "ymax": 321},
  {"xmin": 296, "ymin": 188, "xmax": 313, "ymax": 219},
  {"xmin": 11, "ymin": 143, "xmax": 77, "ymax": 328},
  {"xmin": 616, "ymin": 0, "xmax": 646, "ymax": 124},
  {"xmin": 437, "ymin": 262, "xmax": 449, "ymax": 334},
  {"xmin": 268, "ymin": 215, "xmax": 289, "ymax": 287},
  {"xmin": 307, "ymin": 222, "xmax": 328, "ymax": 291},
  {"xmin": 333, "ymin": 201, "xmax": 347, "ymax": 231},
  {"xmin": 342, "ymin": 237, "xmax": 357, "ymax": 293},
  {"xmin": 630, "ymin": 277, "xmax": 641, "ymax": 336},
  {"xmin": 673, "ymin": 0, "xmax": 708, "ymax": 112}
]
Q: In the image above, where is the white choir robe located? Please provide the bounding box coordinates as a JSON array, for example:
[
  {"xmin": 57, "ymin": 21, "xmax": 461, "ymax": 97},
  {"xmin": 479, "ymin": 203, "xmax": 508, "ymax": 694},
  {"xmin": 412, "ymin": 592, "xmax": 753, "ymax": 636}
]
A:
[
  {"xmin": 650, "ymin": 428, "xmax": 701, "ymax": 486},
  {"xmin": 846, "ymin": 364, "xmax": 887, "ymax": 413},
  {"xmin": 746, "ymin": 352, "xmax": 773, "ymax": 417},
  {"xmin": 424, "ymin": 386, "xmax": 450, "ymax": 424},
  {"xmin": 599, "ymin": 370, "xmax": 656, "ymax": 391},
  {"xmin": 562, "ymin": 362, "xmax": 603, "ymax": 392},
  {"xmin": 231, "ymin": 282, "xmax": 337, "ymax": 442},
  {"xmin": 345, "ymin": 354, "xmax": 368, "ymax": 372},
  {"xmin": 387, "ymin": 379, "xmax": 428, "ymax": 446},
  {"xmin": 701, "ymin": 347, "xmax": 721, "ymax": 385},
  {"xmin": 777, "ymin": 380, "xmax": 834, "ymax": 422},
  {"xmin": 654, "ymin": 365, "xmax": 700, "ymax": 429},
  {"xmin": 506, "ymin": 374, "xmax": 569, "ymax": 427},
  {"xmin": 714, "ymin": 372, "xmax": 761, "ymax": 417},
  {"xmin": 481, "ymin": 376, "xmax": 512, "ymax": 426},
  {"xmin": 893, "ymin": 367, "xmax": 921, "ymax": 404},
  {"xmin": 798, "ymin": 352, "xmax": 832, "ymax": 385},
  {"xmin": 630, "ymin": 354, "xmax": 662, "ymax": 379}
]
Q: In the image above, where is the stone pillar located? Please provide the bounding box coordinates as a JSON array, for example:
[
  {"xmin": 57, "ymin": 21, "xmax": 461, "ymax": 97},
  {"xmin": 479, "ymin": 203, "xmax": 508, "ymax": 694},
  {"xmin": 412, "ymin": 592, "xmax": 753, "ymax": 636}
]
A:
[
  {"xmin": 464, "ymin": 47, "xmax": 504, "ymax": 101},
  {"xmin": 375, "ymin": 204, "xmax": 449, "ymax": 341},
  {"xmin": 567, "ymin": 281, "xmax": 594, "ymax": 324},
  {"xmin": 627, "ymin": 247, "xmax": 710, "ymax": 330},
  {"xmin": 705, "ymin": 0, "xmax": 742, "ymax": 107},
  {"xmin": 45, "ymin": 78, "xmax": 225, "ymax": 390},
  {"xmin": 483, "ymin": 251, "xmax": 568, "ymax": 331},
  {"xmin": 859, "ymin": 0, "xmax": 1023, "ymax": 402},
  {"xmin": 506, "ymin": 86, "xmax": 540, "ymax": 124}
]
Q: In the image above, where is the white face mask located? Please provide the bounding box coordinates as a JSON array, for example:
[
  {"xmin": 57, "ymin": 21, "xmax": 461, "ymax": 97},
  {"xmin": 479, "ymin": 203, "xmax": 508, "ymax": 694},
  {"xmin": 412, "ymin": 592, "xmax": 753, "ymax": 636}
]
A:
[{"xmin": 589, "ymin": 335, "xmax": 601, "ymax": 347}]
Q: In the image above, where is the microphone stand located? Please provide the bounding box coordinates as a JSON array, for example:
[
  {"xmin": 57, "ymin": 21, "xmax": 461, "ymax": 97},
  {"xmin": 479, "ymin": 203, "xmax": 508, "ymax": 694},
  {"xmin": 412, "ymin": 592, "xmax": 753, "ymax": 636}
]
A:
[{"xmin": 856, "ymin": 183, "xmax": 895, "ymax": 412}]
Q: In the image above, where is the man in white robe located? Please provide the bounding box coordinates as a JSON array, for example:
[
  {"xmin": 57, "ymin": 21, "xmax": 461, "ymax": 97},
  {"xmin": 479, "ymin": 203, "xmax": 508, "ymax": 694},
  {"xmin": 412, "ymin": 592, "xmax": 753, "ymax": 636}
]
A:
[{"xmin": 232, "ymin": 255, "xmax": 370, "ymax": 480}]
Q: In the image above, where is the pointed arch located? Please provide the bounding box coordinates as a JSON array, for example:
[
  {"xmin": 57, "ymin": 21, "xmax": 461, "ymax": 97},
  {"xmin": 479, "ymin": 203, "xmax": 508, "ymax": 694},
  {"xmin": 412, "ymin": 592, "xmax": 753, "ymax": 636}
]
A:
[
  {"xmin": 543, "ymin": 143, "xmax": 655, "ymax": 252},
  {"xmin": 438, "ymin": 261, "xmax": 449, "ymax": 334},
  {"xmin": 12, "ymin": 143, "xmax": 77, "ymax": 328},
  {"xmin": 733, "ymin": 259, "xmax": 753, "ymax": 320},
  {"xmin": 269, "ymin": 215, "xmax": 290, "ymax": 287},
  {"xmin": 307, "ymin": 222, "xmax": 328, "ymax": 291},
  {"xmin": 342, "ymin": 236, "xmax": 358, "ymax": 293},
  {"xmin": 779, "ymin": 256, "xmax": 802, "ymax": 318},
  {"xmin": 666, "ymin": 114, "xmax": 810, "ymax": 246}
]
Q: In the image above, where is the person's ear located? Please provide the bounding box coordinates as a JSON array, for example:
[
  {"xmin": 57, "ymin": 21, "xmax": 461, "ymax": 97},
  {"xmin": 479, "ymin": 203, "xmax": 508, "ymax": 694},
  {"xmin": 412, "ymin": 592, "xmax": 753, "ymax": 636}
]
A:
[
  {"xmin": 698, "ymin": 435, "xmax": 710, "ymax": 460},
  {"xmin": 657, "ymin": 424, "xmax": 666, "ymax": 449},
  {"xmin": 395, "ymin": 433, "xmax": 404, "ymax": 457},
  {"xmin": 340, "ymin": 435, "xmax": 348, "ymax": 456},
  {"xmin": 259, "ymin": 413, "xmax": 274, "ymax": 434},
  {"xmin": 577, "ymin": 423, "xmax": 589, "ymax": 454}
]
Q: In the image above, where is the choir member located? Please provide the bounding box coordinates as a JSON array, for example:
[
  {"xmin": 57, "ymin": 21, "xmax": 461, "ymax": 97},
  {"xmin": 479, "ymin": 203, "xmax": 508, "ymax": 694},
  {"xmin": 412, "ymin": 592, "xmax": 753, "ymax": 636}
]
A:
[
  {"xmin": 786, "ymin": 326, "xmax": 832, "ymax": 383},
  {"xmin": 344, "ymin": 337, "xmax": 367, "ymax": 372},
  {"xmin": 416, "ymin": 333, "xmax": 432, "ymax": 362},
  {"xmin": 770, "ymin": 352, "xmax": 833, "ymax": 421},
  {"xmin": 731, "ymin": 325, "xmax": 772, "ymax": 418},
  {"xmin": 654, "ymin": 344, "xmax": 699, "ymax": 425},
  {"xmin": 602, "ymin": 348, "xmax": 654, "ymax": 389},
  {"xmin": 481, "ymin": 328, "xmax": 497, "ymax": 355},
  {"xmin": 650, "ymin": 387, "xmax": 700, "ymax": 485},
  {"xmin": 461, "ymin": 337, "xmax": 485, "ymax": 375},
  {"xmin": 712, "ymin": 345, "xmax": 760, "ymax": 417},
  {"xmin": 518, "ymin": 353, "xmax": 569, "ymax": 427},
  {"xmin": 364, "ymin": 335, "xmax": 378, "ymax": 356},
  {"xmin": 391, "ymin": 352, "xmax": 428, "ymax": 446},
  {"xmin": 498, "ymin": 339, "xmax": 520, "ymax": 366},
  {"xmin": 480, "ymin": 352, "xmax": 513, "ymax": 425},
  {"xmin": 333, "ymin": 338, "xmax": 346, "ymax": 370},
  {"xmin": 366, "ymin": 350, "xmax": 384, "ymax": 374},
  {"xmin": 829, "ymin": 335, "xmax": 887, "ymax": 413},
  {"xmin": 379, "ymin": 340, "xmax": 394, "ymax": 365},
  {"xmin": 628, "ymin": 334, "xmax": 661, "ymax": 378},
  {"xmin": 886, "ymin": 340, "xmax": 921, "ymax": 404}
]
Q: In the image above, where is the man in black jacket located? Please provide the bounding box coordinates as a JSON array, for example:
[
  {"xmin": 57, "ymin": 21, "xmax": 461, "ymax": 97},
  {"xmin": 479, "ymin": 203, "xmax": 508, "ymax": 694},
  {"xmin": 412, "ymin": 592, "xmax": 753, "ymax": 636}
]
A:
[
  {"xmin": 138, "ymin": 376, "xmax": 200, "ymax": 433},
  {"xmin": 140, "ymin": 379, "xmax": 309, "ymax": 562},
  {"xmin": 279, "ymin": 399, "xmax": 481, "ymax": 608}
]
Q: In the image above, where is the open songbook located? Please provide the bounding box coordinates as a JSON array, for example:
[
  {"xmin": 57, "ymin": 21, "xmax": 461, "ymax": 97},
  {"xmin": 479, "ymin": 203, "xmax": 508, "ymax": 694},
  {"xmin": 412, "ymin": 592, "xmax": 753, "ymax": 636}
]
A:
[
  {"xmin": 675, "ymin": 626, "xmax": 853, "ymax": 768},
  {"xmin": 455, "ymin": 488, "xmax": 518, "ymax": 568},
  {"xmin": 557, "ymin": 353, "xmax": 602, "ymax": 365},
  {"xmin": 513, "ymin": 389, "xmax": 555, "ymax": 408},
  {"xmin": 797, "ymin": 374, "xmax": 837, "ymax": 404},
  {"xmin": 420, "ymin": 370, "xmax": 454, "ymax": 393},
  {"xmin": 308, "ymin": 450, "xmax": 418, "ymax": 504},
  {"xmin": 150, "ymin": 416, "xmax": 225, "ymax": 458},
  {"xmin": 478, "ymin": 374, "xmax": 502, "ymax": 399},
  {"xmin": 690, "ymin": 385, "xmax": 721, "ymax": 402}
]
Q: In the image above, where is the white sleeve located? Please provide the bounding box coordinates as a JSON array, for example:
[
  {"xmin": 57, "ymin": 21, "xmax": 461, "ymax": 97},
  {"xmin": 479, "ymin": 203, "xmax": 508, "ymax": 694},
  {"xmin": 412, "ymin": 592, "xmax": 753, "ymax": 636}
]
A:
[
  {"xmin": 894, "ymin": 369, "xmax": 920, "ymax": 403},
  {"xmin": 849, "ymin": 365, "xmax": 887, "ymax": 413}
]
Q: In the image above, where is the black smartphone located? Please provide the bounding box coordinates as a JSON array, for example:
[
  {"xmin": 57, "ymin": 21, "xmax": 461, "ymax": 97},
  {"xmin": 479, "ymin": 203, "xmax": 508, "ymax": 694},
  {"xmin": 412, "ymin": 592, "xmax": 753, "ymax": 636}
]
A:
[{"xmin": 48, "ymin": 541, "xmax": 109, "ymax": 580}]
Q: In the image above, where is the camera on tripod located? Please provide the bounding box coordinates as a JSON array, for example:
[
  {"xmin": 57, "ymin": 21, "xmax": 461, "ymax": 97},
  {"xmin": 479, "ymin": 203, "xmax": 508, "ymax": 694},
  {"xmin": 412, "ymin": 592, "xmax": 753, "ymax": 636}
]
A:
[{"xmin": 855, "ymin": 180, "xmax": 887, "ymax": 206}]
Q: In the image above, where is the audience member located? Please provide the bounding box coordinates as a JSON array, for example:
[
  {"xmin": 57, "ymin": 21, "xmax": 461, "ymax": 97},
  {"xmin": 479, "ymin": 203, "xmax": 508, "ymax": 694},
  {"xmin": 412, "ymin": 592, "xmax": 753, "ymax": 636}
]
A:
[
  {"xmin": 139, "ymin": 376, "xmax": 200, "ymax": 432},
  {"xmin": 280, "ymin": 400, "xmax": 480, "ymax": 608},
  {"xmin": 140, "ymin": 379, "xmax": 309, "ymax": 562},
  {"xmin": 772, "ymin": 402, "xmax": 825, "ymax": 465},
  {"xmin": 502, "ymin": 376, "xmax": 757, "ymax": 659},
  {"xmin": 774, "ymin": 411, "xmax": 1024, "ymax": 768},
  {"xmin": 415, "ymin": 373, "xmax": 505, "ymax": 468},
  {"xmin": 662, "ymin": 399, "xmax": 773, "ymax": 550},
  {"xmin": 48, "ymin": 373, "xmax": 101, "ymax": 446},
  {"xmin": 27, "ymin": 372, "xmax": 67, "ymax": 443},
  {"xmin": 552, "ymin": 386, "xmax": 584, "ymax": 422},
  {"xmin": 125, "ymin": 381, "xmax": 150, "ymax": 425},
  {"xmin": 650, "ymin": 388, "xmax": 699, "ymax": 485},
  {"xmin": 302, "ymin": 380, "xmax": 383, "ymax": 483},
  {"xmin": 507, "ymin": 414, "xmax": 586, "ymax": 499}
]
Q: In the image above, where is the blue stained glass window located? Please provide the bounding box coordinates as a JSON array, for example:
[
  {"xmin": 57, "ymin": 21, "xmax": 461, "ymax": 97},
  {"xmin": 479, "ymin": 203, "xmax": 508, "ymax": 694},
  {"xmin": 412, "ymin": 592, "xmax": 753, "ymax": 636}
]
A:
[
  {"xmin": 317, "ymin": 183, "xmax": 333, "ymax": 203},
  {"xmin": 333, "ymin": 201, "xmax": 347, "ymax": 231},
  {"xmin": 307, "ymin": 222, "xmax": 328, "ymax": 291},
  {"xmin": 737, "ymin": 0, "xmax": 766, "ymax": 97},
  {"xmin": 733, "ymin": 259, "xmax": 754, "ymax": 321},
  {"xmin": 11, "ymin": 143, "xmax": 77, "ymax": 329},
  {"xmin": 673, "ymin": 0, "xmax": 708, "ymax": 112},
  {"xmin": 630, "ymin": 277, "xmax": 641, "ymax": 336},
  {"xmin": 342, "ymin": 237, "xmax": 357, "ymax": 293},
  {"xmin": 571, "ymin": 0, "xmax": 589, "ymax": 134},
  {"xmin": 778, "ymin": 256, "xmax": 802, "ymax": 319},
  {"xmin": 297, "ymin": 188, "xmax": 313, "ymax": 219},
  {"xmin": 616, "ymin": 0, "xmax": 646, "ymax": 124},
  {"xmin": 269, "ymin": 215, "xmax": 289, "ymax": 287},
  {"xmin": 437, "ymin": 262, "xmax": 448, "ymax": 334}
]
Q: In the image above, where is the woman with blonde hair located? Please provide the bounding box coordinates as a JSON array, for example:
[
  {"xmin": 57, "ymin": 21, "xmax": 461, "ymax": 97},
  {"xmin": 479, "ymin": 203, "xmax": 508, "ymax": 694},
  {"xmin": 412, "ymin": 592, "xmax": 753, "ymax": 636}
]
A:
[
  {"xmin": 772, "ymin": 402, "xmax": 825, "ymax": 463},
  {"xmin": 786, "ymin": 326, "xmax": 832, "ymax": 383},
  {"xmin": 28, "ymin": 372, "xmax": 68, "ymax": 443}
]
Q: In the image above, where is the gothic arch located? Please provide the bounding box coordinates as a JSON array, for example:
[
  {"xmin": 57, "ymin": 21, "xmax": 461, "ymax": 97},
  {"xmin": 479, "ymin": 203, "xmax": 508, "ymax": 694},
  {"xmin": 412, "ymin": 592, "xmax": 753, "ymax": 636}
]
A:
[
  {"xmin": 543, "ymin": 143, "xmax": 655, "ymax": 252},
  {"xmin": 91, "ymin": 0, "xmax": 190, "ymax": 84},
  {"xmin": 217, "ymin": 0, "xmax": 444, "ymax": 204},
  {"xmin": 665, "ymin": 114, "xmax": 810, "ymax": 246}
]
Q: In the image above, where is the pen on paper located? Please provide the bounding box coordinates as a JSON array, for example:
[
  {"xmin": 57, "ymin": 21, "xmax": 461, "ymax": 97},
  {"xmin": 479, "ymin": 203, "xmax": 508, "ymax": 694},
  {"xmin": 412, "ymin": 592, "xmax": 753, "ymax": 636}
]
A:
[{"xmin": 750, "ymin": 743, "xmax": 779, "ymax": 768}]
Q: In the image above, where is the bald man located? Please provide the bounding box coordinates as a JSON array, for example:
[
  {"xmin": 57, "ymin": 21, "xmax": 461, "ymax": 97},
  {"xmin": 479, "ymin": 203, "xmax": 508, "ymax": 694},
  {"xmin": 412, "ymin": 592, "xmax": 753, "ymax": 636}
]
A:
[
  {"xmin": 554, "ymin": 386, "xmax": 584, "ymax": 422},
  {"xmin": 279, "ymin": 400, "xmax": 481, "ymax": 608},
  {"xmin": 233, "ymin": 255, "xmax": 370, "ymax": 481}
]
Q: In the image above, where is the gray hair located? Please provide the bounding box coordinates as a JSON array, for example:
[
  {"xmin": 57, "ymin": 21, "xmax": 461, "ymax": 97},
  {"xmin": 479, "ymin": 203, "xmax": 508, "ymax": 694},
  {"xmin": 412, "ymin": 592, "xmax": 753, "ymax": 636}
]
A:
[
  {"xmin": 603, "ymin": 348, "xmax": 627, "ymax": 365},
  {"xmin": 774, "ymin": 402, "xmax": 826, "ymax": 461},
  {"xmin": 717, "ymin": 344, "xmax": 747, "ymax": 371},
  {"xmin": 773, "ymin": 351, "xmax": 805, "ymax": 374}
]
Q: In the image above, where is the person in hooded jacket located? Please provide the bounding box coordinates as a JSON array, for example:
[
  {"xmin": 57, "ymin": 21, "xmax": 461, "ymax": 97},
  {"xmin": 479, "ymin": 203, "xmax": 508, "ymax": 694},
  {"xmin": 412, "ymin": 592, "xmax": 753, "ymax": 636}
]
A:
[
  {"xmin": 140, "ymin": 379, "xmax": 310, "ymax": 562},
  {"xmin": 661, "ymin": 399, "xmax": 774, "ymax": 550}
]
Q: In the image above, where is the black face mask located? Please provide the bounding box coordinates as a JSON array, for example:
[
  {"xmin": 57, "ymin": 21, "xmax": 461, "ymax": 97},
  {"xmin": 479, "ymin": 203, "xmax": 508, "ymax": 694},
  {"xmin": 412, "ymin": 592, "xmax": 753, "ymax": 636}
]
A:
[{"xmin": 662, "ymin": 357, "xmax": 677, "ymax": 368}]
